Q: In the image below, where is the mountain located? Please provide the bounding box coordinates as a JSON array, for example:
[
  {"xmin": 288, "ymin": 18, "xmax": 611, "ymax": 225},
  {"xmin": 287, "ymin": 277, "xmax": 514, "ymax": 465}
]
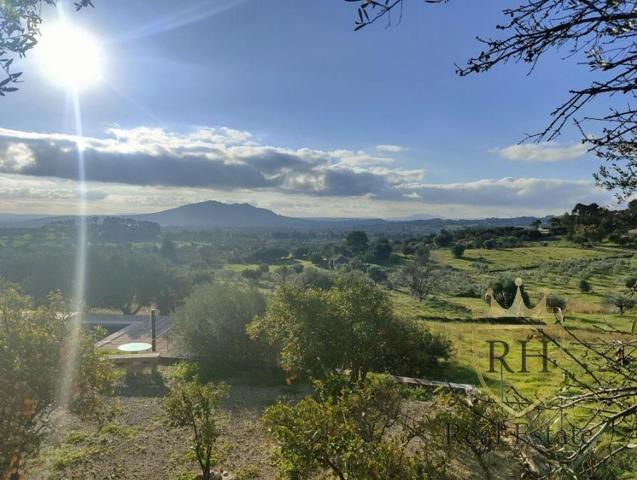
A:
[
  {"xmin": 0, "ymin": 200, "xmax": 545, "ymax": 233},
  {"xmin": 130, "ymin": 200, "xmax": 309, "ymax": 229},
  {"xmin": 387, "ymin": 213, "xmax": 439, "ymax": 221}
]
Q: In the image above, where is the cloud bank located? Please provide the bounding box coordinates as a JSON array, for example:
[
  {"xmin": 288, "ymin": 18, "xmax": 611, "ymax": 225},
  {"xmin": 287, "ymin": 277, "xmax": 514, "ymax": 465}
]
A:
[{"xmin": 0, "ymin": 127, "xmax": 610, "ymax": 216}]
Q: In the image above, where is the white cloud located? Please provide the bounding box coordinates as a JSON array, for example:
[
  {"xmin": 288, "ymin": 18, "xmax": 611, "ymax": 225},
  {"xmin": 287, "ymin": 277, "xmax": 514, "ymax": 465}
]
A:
[
  {"xmin": 375, "ymin": 144, "xmax": 405, "ymax": 153},
  {"xmin": 493, "ymin": 142, "xmax": 588, "ymax": 162},
  {"xmin": 398, "ymin": 177, "xmax": 609, "ymax": 208},
  {"xmin": 0, "ymin": 126, "xmax": 613, "ymax": 218}
]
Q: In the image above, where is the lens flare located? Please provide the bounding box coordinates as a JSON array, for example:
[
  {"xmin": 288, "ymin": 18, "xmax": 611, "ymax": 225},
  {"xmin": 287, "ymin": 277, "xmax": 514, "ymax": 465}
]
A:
[{"xmin": 36, "ymin": 22, "xmax": 104, "ymax": 90}]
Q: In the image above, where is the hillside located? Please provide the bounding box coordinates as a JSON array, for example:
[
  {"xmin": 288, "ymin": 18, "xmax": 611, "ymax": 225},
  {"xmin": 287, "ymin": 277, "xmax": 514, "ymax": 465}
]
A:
[{"xmin": 130, "ymin": 200, "xmax": 308, "ymax": 229}]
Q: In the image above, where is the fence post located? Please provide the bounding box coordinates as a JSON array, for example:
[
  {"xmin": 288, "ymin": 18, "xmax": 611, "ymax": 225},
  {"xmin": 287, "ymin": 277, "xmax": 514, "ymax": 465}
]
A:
[{"xmin": 151, "ymin": 309, "xmax": 157, "ymax": 353}]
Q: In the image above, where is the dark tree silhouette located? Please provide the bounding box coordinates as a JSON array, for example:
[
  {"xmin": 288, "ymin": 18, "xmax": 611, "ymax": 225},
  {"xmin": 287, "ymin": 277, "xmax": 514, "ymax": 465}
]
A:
[{"xmin": 347, "ymin": 0, "xmax": 637, "ymax": 200}]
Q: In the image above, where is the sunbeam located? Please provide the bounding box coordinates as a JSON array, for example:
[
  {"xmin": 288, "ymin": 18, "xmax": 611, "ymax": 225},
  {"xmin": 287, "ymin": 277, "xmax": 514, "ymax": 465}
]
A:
[
  {"xmin": 43, "ymin": 5, "xmax": 98, "ymax": 411},
  {"xmin": 109, "ymin": 0, "xmax": 249, "ymax": 45}
]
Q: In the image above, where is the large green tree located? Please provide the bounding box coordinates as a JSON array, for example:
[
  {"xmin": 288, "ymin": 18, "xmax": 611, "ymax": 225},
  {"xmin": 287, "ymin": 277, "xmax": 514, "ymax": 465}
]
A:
[{"xmin": 249, "ymin": 273, "xmax": 451, "ymax": 381}]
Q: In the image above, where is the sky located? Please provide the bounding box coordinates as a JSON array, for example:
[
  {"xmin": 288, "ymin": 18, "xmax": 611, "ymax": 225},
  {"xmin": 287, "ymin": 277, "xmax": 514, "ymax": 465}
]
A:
[{"xmin": 0, "ymin": 0, "xmax": 620, "ymax": 219}]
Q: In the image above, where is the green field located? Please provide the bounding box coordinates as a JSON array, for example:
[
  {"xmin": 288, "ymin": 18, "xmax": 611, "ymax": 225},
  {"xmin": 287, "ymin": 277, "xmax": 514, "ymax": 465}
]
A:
[{"xmin": 392, "ymin": 244, "xmax": 637, "ymax": 396}]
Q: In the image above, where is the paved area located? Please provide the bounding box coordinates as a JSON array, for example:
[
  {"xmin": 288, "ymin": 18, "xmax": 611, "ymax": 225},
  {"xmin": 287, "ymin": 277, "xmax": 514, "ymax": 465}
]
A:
[{"xmin": 92, "ymin": 313, "xmax": 175, "ymax": 354}]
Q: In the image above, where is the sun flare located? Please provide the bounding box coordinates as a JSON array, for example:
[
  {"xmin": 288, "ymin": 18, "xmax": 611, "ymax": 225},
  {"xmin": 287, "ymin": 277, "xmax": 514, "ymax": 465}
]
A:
[{"xmin": 36, "ymin": 22, "xmax": 104, "ymax": 90}]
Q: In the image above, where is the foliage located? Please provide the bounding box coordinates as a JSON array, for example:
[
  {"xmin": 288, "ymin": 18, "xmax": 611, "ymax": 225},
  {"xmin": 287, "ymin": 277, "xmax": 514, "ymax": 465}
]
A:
[
  {"xmin": 263, "ymin": 376, "xmax": 441, "ymax": 480},
  {"xmin": 85, "ymin": 248, "xmax": 179, "ymax": 314},
  {"xmin": 367, "ymin": 238, "xmax": 392, "ymax": 262},
  {"xmin": 293, "ymin": 267, "xmax": 333, "ymax": 290},
  {"xmin": 602, "ymin": 294, "xmax": 636, "ymax": 315},
  {"xmin": 249, "ymin": 273, "xmax": 451, "ymax": 381},
  {"xmin": 345, "ymin": 230, "xmax": 369, "ymax": 252},
  {"xmin": 427, "ymin": 393, "xmax": 513, "ymax": 480},
  {"xmin": 489, "ymin": 276, "xmax": 530, "ymax": 309},
  {"xmin": 433, "ymin": 229, "xmax": 452, "ymax": 248},
  {"xmin": 0, "ymin": 286, "xmax": 116, "ymax": 478},
  {"xmin": 0, "ymin": 0, "xmax": 93, "ymax": 95},
  {"xmin": 401, "ymin": 259, "xmax": 438, "ymax": 302},
  {"xmin": 578, "ymin": 278, "xmax": 592, "ymax": 293},
  {"xmin": 174, "ymin": 283, "xmax": 268, "ymax": 374},
  {"xmin": 160, "ymin": 238, "xmax": 178, "ymax": 261},
  {"xmin": 368, "ymin": 266, "xmax": 388, "ymax": 284},
  {"xmin": 450, "ymin": 243, "xmax": 465, "ymax": 259},
  {"xmin": 164, "ymin": 380, "xmax": 228, "ymax": 480},
  {"xmin": 546, "ymin": 293, "xmax": 566, "ymax": 311}
]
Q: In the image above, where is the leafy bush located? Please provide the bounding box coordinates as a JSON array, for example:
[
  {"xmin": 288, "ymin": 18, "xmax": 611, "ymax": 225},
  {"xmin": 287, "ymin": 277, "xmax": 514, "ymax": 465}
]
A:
[
  {"xmin": 624, "ymin": 276, "xmax": 637, "ymax": 290},
  {"xmin": 368, "ymin": 266, "xmax": 388, "ymax": 284},
  {"xmin": 249, "ymin": 273, "xmax": 451, "ymax": 381},
  {"xmin": 546, "ymin": 294, "xmax": 567, "ymax": 311},
  {"xmin": 294, "ymin": 267, "xmax": 333, "ymax": 290},
  {"xmin": 345, "ymin": 231, "xmax": 369, "ymax": 251},
  {"xmin": 263, "ymin": 376, "xmax": 445, "ymax": 480},
  {"xmin": 451, "ymin": 243, "xmax": 466, "ymax": 259},
  {"xmin": 240, "ymin": 269, "xmax": 261, "ymax": 281},
  {"xmin": 602, "ymin": 294, "xmax": 636, "ymax": 316},
  {"xmin": 0, "ymin": 286, "xmax": 116, "ymax": 478},
  {"xmin": 174, "ymin": 283, "xmax": 268, "ymax": 374},
  {"xmin": 578, "ymin": 278, "xmax": 592, "ymax": 293},
  {"xmin": 489, "ymin": 276, "xmax": 530, "ymax": 308},
  {"xmin": 367, "ymin": 238, "xmax": 392, "ymax": 262}
]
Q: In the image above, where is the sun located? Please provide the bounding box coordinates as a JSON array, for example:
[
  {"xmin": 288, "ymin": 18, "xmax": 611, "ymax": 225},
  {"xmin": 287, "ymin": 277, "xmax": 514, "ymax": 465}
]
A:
[{"xmin": 36, "ymin": 22, "xmax": 104, "ymax": 90}]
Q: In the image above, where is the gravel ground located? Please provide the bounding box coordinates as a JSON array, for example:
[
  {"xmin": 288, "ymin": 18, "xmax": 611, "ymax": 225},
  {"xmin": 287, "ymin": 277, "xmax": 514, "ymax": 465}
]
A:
[
  {"xmin": 26, "ymin": 367, "xmax": 519, "ymax": 480},
  {"xmin": 28, "ymin": 368, "xmax": 307, "ymax": 480}
]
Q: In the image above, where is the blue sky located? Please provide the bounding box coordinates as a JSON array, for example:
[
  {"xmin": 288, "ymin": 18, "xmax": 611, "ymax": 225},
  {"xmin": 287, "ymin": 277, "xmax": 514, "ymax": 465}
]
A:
[{"xmin": 0, "ymin": 0, "xmax": 615, "ymax": 218}]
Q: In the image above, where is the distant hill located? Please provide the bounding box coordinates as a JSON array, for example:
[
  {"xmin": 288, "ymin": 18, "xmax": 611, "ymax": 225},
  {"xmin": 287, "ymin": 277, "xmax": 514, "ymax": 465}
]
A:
[
  {"xmin": 130, "ymin": 200, "xmax": 310, "ymax": 229},
  {"xmin": 0, "ymin": 200, "xmax": 547, "ymax": 233}
]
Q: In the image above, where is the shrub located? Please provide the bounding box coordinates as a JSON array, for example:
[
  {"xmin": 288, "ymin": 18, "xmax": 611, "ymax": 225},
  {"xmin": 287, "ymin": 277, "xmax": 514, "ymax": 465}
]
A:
[
  {"xmin": 367, "ymin": 239, "xmax": 392, "ymax": 262},
  {"xmin": 625, "ymin": 276, "xmax": 637, "ymax": 290},
  {"xmin": 295, "ymin": 267, "xmax": 333, "ymax": 290},
  {"xmin": 602, "ymin": 294, "xmax": 636, "ymax": 316},
  {"xmin": 164, "ymin": 380, "xmax": 228, "ymax": 480},
  {"xmin": 451, "ymin": 243, "xmax": 466, "ymax": 259},
  {"xmin": 309, "ymin": 252, "xmax": 323, "ymax": 266},
  {"xmin": 368, "ymin": 266, "xmax": 388, "ymax": 284},
  {"xmin": 546, "ymin": 294, "xmax": 567, "ymax": 311},
  {"xmin": 263, "ymin": 377, "xmax": 445, "ymax": 480},
  {"xmin": 489, "ymin": 276, "xmax": 530, "ymax": 308},
  {"xmin": 0, "ymin": 287, "xmax": 116, "ymax": 478},
  {"xmin": 248, "ymin": 273, "xmax": 451, "ymax": 381},
  {"xmin": 578, "ymin": 279, "xmax": 592, "ymax": 293},
  {"xmin": 240, "ymin": 269, "xmax": 261, "ymax": 281},
  {"xmin": 345, "ymin": 231, "xmax": 369, "ymax": 251},
  {"xmin": 482, "ymin": 239, "xmax": 497, "ymax": 250},
  {"xmin": 174, "ymin": 283, "xmax": 268, "ymax": 373}
]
